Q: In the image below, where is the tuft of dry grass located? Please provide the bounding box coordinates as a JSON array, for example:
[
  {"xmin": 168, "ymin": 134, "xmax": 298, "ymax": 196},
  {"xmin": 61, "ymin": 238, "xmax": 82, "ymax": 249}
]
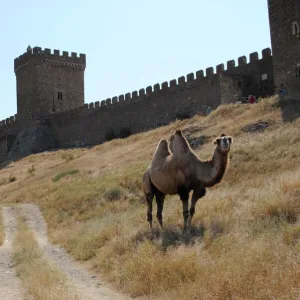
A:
[
  {"xmin": 0, "ymin": 174, "xmax": 17, "ymax": 185},
  {"xmin": 60, "ymin": 151, "xmax": 75, "ymax": 162},
  {"xmin": 28, "ymin": 165, "xmax": 35, "ymax": 176},
  {"xmin": 8, "ymin": 174, "xmax": 17, "ymax": 183},
  {"xmin": 12, "ymin": 215, "xmax": 75, "ymax": 300},
  {"xmin": 2, "ymin": 97, "xmax": 300, "ymax": 299}
]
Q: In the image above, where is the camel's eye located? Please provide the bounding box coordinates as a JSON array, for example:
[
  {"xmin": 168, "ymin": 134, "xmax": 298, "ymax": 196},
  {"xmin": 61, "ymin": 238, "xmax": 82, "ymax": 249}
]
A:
[{"xmin": 228, "ymin": 137, "xmax": 232, "ymax": 144}]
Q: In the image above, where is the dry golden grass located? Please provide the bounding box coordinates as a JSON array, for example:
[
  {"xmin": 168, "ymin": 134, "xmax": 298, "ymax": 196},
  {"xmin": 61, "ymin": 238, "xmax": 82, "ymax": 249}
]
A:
[
  {"xmin": 0, "ymin": 208, "xmax": 4, "ymax": 246},
  {"xmin": 12, "ymin": 214, "xmax": 74, "ymax": 300},
  {"xmin": 1, "ymin": 96, "xmax": 300, "ymax": 299}
]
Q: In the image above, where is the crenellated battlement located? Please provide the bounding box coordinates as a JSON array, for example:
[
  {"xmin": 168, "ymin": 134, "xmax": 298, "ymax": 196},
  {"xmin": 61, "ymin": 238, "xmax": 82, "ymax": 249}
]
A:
[
  {"xmin": 0, "ymin": 115, "xmax": 18, "ymax": 127},
  {"xmin": 14, "ymin": 46, "xmax": 86, "ymax": 72}
]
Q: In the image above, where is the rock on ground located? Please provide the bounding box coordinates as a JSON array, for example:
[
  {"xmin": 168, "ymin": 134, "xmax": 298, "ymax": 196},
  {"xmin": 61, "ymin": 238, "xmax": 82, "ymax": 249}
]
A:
[{"xmin": 8, "ymin": 125, "xmax": 55, "ymax": 160}]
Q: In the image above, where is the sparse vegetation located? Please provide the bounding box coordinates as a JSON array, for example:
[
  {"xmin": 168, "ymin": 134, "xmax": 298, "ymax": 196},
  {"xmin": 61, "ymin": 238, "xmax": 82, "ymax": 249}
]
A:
[
  {"xmin": 52, "ymin": 169, "xmax": 79, "ymax": 182},
  {"xmin": 28, "ymin": 165, "xmax": 35, "ymax": 176},
  {"xmin": 8, "ymin": 174, "xmax": 16, "ymax": 183},
  {"xmin": 0, "ymin": 174, "xmax": 17, "ymax": 185},
  {"xmin": 103, "ymin": 187, "xmax": 122, "ymax": 201},
  {"xmin": 60, "ymin": 151, "xmax": 75, "ymax": 162},
  {"xmin": 2, "ymin": 96, "xmax": 300, "ymax": 299},
  {"xmin": 12, "ymin": 215, "xmax": 73, "ymax": 300}
]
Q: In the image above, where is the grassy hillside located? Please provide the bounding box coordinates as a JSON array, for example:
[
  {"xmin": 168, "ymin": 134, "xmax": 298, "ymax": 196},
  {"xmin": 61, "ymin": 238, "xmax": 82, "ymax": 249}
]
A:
[{"xmin": 1, "ymin": 96, "xmax": 300, "ymax": 299}]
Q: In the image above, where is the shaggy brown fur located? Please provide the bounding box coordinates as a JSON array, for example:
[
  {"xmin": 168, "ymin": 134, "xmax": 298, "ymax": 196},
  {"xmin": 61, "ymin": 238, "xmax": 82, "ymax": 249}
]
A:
[{"xmin": 142, "ymin": 131, "xmax": 232, "ymax": 231}]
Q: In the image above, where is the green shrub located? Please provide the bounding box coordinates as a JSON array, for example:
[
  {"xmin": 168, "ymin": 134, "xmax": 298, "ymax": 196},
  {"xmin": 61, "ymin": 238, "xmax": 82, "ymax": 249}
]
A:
[
  {"xmin": 103, "ymin": 188, "xmax": 122, "ymax": 201},
  {"xmin": 52, "ymin": 170, "xmax": 79, "ymax": 182}
]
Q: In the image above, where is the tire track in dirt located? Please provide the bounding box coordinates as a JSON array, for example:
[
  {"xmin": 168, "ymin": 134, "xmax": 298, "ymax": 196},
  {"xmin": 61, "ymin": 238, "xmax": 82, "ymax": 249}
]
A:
[
  {"xmin": 21, "ymin": 204, "xmax": 131, "ymax": 300},
  {"xmin": 0, "ymin": 207, "xmax": 24, "ymax": 300}
]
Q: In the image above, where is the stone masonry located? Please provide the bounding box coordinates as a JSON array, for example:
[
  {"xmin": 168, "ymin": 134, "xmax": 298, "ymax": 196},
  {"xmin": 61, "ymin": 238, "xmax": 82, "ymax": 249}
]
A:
[{"xmin": 268, "ymin": 0, "xmax": 300, "ymax": 96}]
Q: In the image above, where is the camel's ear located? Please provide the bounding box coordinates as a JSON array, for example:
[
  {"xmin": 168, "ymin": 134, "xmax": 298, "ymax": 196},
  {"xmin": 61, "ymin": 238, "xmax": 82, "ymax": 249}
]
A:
[
  {"xmin": 213, "ymin": 138, "xmax": 221, "ymax": 145},
  {"xmin": 220, "ymin": 133, "xmax": 226, "ymax": 137},
  {"xmin": 228, "ymin": 137, "xmax": 233, "ymax": 144}
]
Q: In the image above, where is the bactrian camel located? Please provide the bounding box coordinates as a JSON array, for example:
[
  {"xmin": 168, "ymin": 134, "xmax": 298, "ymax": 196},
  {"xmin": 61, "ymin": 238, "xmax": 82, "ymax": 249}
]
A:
[{"xmin": 142, "ymin": 131, "xmax": 232, "ymax": 231}]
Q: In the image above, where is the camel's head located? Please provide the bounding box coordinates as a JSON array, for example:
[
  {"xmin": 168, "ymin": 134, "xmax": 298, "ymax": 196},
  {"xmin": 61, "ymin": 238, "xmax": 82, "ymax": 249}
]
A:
[{"xmin": 213, "ymin": 134, "xmax": 232, "ymax": 154}]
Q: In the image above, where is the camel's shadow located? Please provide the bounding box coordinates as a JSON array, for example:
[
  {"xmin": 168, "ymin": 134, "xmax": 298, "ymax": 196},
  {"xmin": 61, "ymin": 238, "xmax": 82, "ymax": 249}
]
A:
[{"xmin": 134, "ymin": 224, "xmax": 206, "ymax": 250}]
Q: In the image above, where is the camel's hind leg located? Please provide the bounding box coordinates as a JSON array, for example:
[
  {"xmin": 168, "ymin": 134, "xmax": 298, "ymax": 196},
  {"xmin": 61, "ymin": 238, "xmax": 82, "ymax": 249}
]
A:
[
  {"xmin": 178, "ymin": 186, "xmax": 190, "ymax": 232},
  {"xmin": 155, "ymin": 190, "xmax": 165, "ymax": 229},
  {"xmin": 142, "ymin": 169, "xmax": 155, "ymax": 231},
  {"xmin": 188, "ymin": 188, "xmax": 206, "ymax": 227},
  {"xmin": 146, "ymin": 192, "xmax": 154, "ymax": 231}
]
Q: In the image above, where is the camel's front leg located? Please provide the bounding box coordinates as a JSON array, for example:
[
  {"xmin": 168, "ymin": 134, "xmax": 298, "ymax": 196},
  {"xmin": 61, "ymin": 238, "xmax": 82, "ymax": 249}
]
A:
[
  {"xmin": 188, "ymin": 188, "xmax": 206, "ymax": 227},
  {"xmin": 155, "ymin": 190, "xmax": 165, "ymax": 229},
  {"xmin": 143, "ymin": 169, "xmax": 155, "ymax": 231},
  {"xmin": 178, "ymin": 186, "xmax": 190, "ymax": 232},
  {"xmin": 146, "ymin": 192, "xmax": 154, "ymax": 231}
]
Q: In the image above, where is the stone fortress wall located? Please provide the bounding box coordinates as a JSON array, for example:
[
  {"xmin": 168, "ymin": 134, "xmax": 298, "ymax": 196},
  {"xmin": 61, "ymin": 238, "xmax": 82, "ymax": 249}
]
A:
[{"xmin": 49, "ymin": 48, "xmax": 274, "ymax": 147}]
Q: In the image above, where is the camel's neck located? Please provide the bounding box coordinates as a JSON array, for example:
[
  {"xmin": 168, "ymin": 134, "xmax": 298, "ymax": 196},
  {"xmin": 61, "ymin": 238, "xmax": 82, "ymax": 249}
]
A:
[{"xmin": 196, "ymin": 148, "xmax": 229, "ymax": 187}]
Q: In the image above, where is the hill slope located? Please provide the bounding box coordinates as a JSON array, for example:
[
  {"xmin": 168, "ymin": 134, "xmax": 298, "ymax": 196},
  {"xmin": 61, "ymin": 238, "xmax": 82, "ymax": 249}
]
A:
[{"xmin": 1, "ymin": 96, "xmax": 300, "ymax": 299}]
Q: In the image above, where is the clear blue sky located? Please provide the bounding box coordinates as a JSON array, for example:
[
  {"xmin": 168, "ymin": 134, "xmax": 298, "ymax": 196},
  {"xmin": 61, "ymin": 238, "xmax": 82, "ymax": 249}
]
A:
[{"xmin": 0, "ymin": 0, "xmax": 271, "ymax": 120}]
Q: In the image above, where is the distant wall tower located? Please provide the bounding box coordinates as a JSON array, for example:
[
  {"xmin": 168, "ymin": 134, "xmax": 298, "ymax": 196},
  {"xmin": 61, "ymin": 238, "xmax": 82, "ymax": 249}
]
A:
[
  {"xmin": 268, "ymin": 0, "xmax": 300, "ymax": 95},
  {"xmin": 14, "ymin": 46, "xmax": 86, "ymax": 115}
]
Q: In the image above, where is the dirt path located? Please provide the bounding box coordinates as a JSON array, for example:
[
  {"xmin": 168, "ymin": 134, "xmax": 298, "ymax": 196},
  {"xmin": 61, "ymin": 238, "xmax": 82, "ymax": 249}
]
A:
[
  {"xmin": 21, "ymin": 204, "xmax": 131, "ymax": 300},
  {"xmin": 0, "ymin": 207, "xmax": 24, "ymax": 300}
]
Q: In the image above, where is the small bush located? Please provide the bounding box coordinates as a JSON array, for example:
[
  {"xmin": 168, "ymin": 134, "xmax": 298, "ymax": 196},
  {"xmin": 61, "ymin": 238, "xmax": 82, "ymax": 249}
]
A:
[
  {"xmin": 60, "ymin": 152, "xmax": 74, "ymax": 162},
  {"xmin": 264, "ymin": 199, "xmax": 299, "ymax": 224},
  {"xmin": 105, "ymin": 129, "xmax": 116, "ymax": 141},
  {"xmin": 28, "ymin": 165, "xmax": 35, "ymax": 176},
  {"xmin": 283, "ymin": 226, "xmax": 300, "ymax": 246},
  {"xmin": 8, "ymin": 175, "xmax": 16, "ymax": 183},
  {"xmin": 52, "ymin": 170, "xmax": 79, "ymax": 182},
  {"xmin": 119, "ymin": 127, "xmax": 131, "ymax": 139},
  {"xmin": 103, "ymin": 188, "xmax": 122, "ymax": 201}
]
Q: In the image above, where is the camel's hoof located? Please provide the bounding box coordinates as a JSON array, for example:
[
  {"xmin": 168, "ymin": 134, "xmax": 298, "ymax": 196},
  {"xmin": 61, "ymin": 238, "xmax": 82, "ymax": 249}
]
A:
[{"xmin": 182, "ymin": 226, "xmax": 191, "ymax": 236}]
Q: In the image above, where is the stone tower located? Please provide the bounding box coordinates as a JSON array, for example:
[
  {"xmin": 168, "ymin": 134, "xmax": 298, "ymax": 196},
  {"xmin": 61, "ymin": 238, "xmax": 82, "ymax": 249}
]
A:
[
  {"xmin": 14, "ymin": 46, "xmax": 86, "ymax": 115},
  {"xmin": 268, "ymin": 0, "xmax": 300, "ymax": 96}
]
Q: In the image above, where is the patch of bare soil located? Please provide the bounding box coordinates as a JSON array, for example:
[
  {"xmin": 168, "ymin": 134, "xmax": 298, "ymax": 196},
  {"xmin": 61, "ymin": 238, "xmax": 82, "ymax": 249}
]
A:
[
  {"xmin": 241, "ymin": 120, "xmax": 275, "ymax": 133},
  {"xmin": 21, "ymin": 204, "xmax": 131, "ymax": 300},
  {"xmin": 0, "ymin": 207, "xmax": 24, "ymax": 300}
]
